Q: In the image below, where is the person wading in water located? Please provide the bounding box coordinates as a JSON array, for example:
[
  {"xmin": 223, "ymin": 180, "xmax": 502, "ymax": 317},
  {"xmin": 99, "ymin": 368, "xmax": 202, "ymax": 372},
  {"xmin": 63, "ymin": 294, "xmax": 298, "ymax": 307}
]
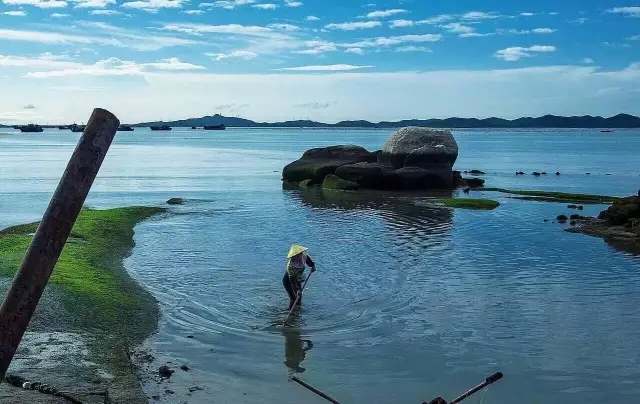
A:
[{"xmin": 283, "ymin": 244, "xmax": 315, "ymax": 311}]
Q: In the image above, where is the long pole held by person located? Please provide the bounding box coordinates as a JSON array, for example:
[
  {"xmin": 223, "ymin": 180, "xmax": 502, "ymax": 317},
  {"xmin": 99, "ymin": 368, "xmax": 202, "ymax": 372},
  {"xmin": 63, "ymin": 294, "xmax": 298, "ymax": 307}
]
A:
[
  {"xmin": 0, "ymin": 108, "xmax": 120, "ymax": 381},
  {"xmin": 283, "ymin": 270, "xmax": 313, "ymax": 326}
]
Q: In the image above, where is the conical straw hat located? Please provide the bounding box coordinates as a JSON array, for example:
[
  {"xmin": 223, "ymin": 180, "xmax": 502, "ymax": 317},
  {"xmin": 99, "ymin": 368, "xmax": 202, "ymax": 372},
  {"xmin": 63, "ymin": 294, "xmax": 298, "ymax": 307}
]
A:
[{"xmin": 287, "ymin": 244, "xmax": 308, "ymax": 258}]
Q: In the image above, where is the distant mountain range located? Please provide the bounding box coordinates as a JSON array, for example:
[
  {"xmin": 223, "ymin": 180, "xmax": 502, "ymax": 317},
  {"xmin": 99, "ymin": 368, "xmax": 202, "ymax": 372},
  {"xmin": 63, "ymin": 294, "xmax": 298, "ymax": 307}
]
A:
[
  {"xmin": 3, "ymin": 113, "xmax": 640, "ymax": 129},
  {"xmin": 133, "ymin": 113, "xmax": 640, "ymax": 129}
]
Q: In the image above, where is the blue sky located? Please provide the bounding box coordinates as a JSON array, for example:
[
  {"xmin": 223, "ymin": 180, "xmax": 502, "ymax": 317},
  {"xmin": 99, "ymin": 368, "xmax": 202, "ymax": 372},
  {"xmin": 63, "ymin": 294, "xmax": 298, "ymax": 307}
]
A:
[{"xmin": 0, "ymin": 0, "xmax": 639, "ymax": 123}]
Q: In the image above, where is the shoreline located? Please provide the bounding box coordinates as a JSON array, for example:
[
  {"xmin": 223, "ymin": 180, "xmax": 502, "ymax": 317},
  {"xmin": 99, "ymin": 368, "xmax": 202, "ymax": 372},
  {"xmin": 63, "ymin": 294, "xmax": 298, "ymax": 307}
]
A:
[{"xmin": 0, "ymin": 205, "xmax": 167, "ymax": 403}]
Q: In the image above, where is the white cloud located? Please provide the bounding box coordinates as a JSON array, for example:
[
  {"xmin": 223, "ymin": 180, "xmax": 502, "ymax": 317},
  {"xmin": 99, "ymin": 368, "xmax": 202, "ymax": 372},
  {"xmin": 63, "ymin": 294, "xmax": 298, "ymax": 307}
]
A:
[
  {"xmin": 460, "ymin": 32, "xmax": 495, "ymax": 38},
  {"xmin": 2, "ymin": 0, "xmax": 67, "ymax": 8},
  {"xmin": 198, "ymin": 0, "xmax": 255, "ymax": 9},
  {"xmin": 252, "ymin": 3, "xmax": 276, "ymax": 8},
  {"xmin": 306, "ymin": 15, "xmax": 319, "ymax": 21},
  {"xmin": 389, "ymin": 19, "xmax": 413, "ymax": 28},
  {"xmin": 2, "ymin": 10, "xmax": 27, "ymax": 15},
  {"xmin": 532, "ymin": 28, "xmax": 556, "ymax": 34},
  {"xmin": 344, "ymin": 47, "xmax": 363, "ymax": 55},
  {"xmin": 0, "ymin": 26, "xmax": 201, "ymax": 51},
  {"xmin": 284, "ymin": 0, "xmax": 301, "ymax": 7},
  {"xmin": 277, "ymin": 64, "xmax": 373, "ymax": 71},
  {"xmin": 494, "ymin": 45, "xmax": 556, "ymax": 61},
  {"xmin": 343, "ymin": 34, "xmax": 442, "ymax": 48},
  {"xmin": 161, "ymin": 23, "xmax": 284, "ymax": 38},
  {"xmin": 461, "ymin": 11, "xmax": 501, "ymax": 20},
  {"xmin": 629, "ymin": 35, "xmax": 640, "ymax": 40},
  {"xmin": 50, "ymin": 12, "xmax": 68, "ymax": 16},
  {"xmin": 583, "ymin": 58, "xmax": 594, "ymax": 64},
  {"xmin": 181, "ymin": 9, "xmax": 203, "ymax": 14},
  {"xmin": 442, "ymin": 22, "xmax": 474, "ymax": 34},
  {"xmin": 268, "ymin": 23, "xmax": 299, "ymax": 31},
  {"xmin": 90, "ymin": 9, "xmax": 127, "ymax": 15},
  {"xmin": 292, "ymin": 40, "xmax": 337, "ymax": 55},
  {"xmin": 396, "ymin": 45, "xmax": 431, "ymax": 52},
  {"xmin": 520, "ymin": 12, "xmax": 535, "ymax": 16},
  {"xmin": 25, "ymin": 57, "xmax": 204, "ymax": 78},
  {"xmin": 206, "ymin": 50, "xmax": 258, "ymax": 61},
  {"xmin": 324, "ymin": 21, "xmax": 382, "ymax": 30},
  {"xmin": 571, "ymin": 17, "xmax": 587, "ymax": 24},
  {"xmin": 0, "ymin": 54, "xmax": 81, "ymax": 69},
  {"xmin": 607, "ymin": 7, "xmax": 640, "ymax": 17},
  {"xmin": 504, "ymin": 28, "xmax": 557, "ymax": 35},
  {"xmin": 121, "ymin": 0, "xmax": 184, "ymax": 12},
  {"xmin": 365, "ymin": 9, "xmax": 406, "ymax": 18},
  {"xmin": 417, "ymin": 14, "xmax": 455, "ymax": 24},
  {"xmin": 72, "ymin": 0, "xmax": 114, "ymax": 8},
  {"xmin": 548, "ymin": 12, "xmax": 559, "ymax": 15}
]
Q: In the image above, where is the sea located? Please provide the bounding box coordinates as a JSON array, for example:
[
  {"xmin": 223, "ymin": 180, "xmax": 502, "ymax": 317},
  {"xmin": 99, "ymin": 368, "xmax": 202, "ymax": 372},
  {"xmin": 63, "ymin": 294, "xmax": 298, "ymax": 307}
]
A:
[{"xmin": 1, "ymin": 127, "xmax": 639, "ymax": 404}]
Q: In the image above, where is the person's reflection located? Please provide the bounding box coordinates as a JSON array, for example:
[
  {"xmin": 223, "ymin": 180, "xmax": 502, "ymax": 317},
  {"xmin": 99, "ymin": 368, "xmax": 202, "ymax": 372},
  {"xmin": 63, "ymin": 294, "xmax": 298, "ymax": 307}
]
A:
[{"xmin": 283, "ymin": 328, "xmax": 313, "ymax": 374}]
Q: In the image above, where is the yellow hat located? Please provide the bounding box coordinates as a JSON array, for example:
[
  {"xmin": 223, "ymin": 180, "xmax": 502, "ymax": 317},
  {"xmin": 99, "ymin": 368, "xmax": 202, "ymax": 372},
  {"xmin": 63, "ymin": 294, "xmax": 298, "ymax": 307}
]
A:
[{"xmin": 287, "ymin": 244, "xmax": 308, "ymax": 258}]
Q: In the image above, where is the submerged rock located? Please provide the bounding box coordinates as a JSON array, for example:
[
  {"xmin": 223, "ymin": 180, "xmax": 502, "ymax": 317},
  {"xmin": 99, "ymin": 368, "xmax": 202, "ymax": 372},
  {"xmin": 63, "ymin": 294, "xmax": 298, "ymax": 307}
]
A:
[
  {"xmin": 282, "ymin": 145, "xmax": 376, "ymax": 183},
  {"xmin": 557, "ymin": 214, "xmax": 568, "ymax": 223},
  {"xmin": 322, "ymin": 174, "xmax": 360, "ymax": 190},
  {"xmin": 159, "ymin": 365, "xmax": 174, "ymax": 378},
  {"xmin": 166, "ymin": 198, "xmax": 184, "ymax": 205}
]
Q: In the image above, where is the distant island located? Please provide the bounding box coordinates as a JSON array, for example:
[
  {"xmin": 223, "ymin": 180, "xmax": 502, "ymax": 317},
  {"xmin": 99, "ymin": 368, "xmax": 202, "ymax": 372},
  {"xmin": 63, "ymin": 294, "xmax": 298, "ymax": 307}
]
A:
[
  {"xmin": 3, "ymin": 113, "xmax": 640, "ymax": 129},
  {"xmin": 133, "ymin": 113, "xmax": 640, "ymax": 129}
]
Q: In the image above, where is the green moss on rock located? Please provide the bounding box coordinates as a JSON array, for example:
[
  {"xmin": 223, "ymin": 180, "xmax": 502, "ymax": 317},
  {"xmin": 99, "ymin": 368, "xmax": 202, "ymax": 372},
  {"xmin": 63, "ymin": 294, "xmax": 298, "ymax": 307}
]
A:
[
  {"xmin": 322, "ymin": 174, "xmax": 360, "ymax": 191},
  {"xmin": 481, "ymin": 188, "xmax": 618, "ymax": 204},
  {"xmin": 0, "ymin": 205, "xmax": 165, "ymax": 344}
]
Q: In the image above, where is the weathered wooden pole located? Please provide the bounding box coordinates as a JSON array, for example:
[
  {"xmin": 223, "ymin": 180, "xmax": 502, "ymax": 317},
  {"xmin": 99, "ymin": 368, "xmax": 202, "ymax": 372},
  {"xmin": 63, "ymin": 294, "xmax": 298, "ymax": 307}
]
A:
[{"xmin": 0, "ymin": 108, "xmax": 120, "ymax": 381}]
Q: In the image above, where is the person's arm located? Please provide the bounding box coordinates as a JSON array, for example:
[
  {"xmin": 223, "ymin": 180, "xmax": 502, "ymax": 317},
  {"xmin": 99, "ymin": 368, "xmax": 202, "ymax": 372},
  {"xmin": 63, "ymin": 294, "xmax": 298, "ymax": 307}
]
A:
[{"xmin": 305, "ymin": 255, "xmax": 316, "ymax": 271}]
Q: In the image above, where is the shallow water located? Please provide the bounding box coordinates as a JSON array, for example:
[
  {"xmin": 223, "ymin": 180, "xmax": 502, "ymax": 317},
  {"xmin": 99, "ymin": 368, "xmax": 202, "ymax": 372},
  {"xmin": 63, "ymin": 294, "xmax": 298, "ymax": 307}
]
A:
[{"xmin": 1, "ymin": 127, "xmax": 640, "ymax": 403}]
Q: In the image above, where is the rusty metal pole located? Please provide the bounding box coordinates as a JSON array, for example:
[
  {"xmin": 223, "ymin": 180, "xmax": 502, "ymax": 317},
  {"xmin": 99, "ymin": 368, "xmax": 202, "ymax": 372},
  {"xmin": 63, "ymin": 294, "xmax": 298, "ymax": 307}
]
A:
[{"xmin": 0, "ymin": 108, "xmax": 120, "ymax": 381}]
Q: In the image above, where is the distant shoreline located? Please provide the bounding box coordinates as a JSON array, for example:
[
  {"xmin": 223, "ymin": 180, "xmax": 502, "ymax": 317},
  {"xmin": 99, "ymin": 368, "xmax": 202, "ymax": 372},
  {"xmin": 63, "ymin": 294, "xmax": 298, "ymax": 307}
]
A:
[{"xmin": 3, "ymin": 113, "xmax": 640, "ymax": 129}]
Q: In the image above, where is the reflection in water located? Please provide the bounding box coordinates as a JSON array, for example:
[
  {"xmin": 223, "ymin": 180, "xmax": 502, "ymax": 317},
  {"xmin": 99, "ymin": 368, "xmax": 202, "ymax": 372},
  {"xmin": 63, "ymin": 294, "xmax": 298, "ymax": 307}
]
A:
[{"xmin": 283, "ymin": 328, "xmax": 313, "ymax": 374}]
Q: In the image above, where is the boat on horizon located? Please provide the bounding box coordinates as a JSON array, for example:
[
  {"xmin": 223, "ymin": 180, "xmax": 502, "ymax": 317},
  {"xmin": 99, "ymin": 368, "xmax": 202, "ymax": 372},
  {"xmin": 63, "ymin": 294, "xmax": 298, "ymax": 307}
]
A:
[
  {"xmin": 18, "ymin": 124, "xmax": 44, "ymax": 133},
  {"xmin": 70, "ymin": 124, "xmax": 85, "ymax": 132},
  {"xmin": 150, "ymin": 125, "xmax": 171, "ymax": 131},
  {"xmin": 203, "ymin": 124, "xmax": 226, "ymax": 130},
  {"xmin": 58, "ymin": 125, "xmax": 70, "ymax": 130},
  {"xmin": 600, "ymin": 129, "xmax": 614, "ymax": 133},
  {"xmin": 118, "ymin": 125, "xmax": 134, "ymax": 131}
]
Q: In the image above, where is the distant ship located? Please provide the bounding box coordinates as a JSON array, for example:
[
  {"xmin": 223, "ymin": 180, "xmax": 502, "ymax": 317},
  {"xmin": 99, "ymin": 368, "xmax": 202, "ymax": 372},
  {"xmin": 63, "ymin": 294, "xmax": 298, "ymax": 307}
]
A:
[
  {"xmin": 118, "ymin": 125, "xmax": 134, "ymax": 131},
  {"xmin": 70, "ymin": 124, "xmax": 85, "ymax": 132},
  {"xmin": 600, "ymin": 129, "xmax": 614, "ymax": 133},
  {"xmin": 150, "ymin": 125, "xmax": 171, "ymax": 131},
  {"xmin": 191, "ymin": 126, "xmax": 198, "ymax": 129},
  {"xmin": 58, "ymin": 125, "xmax": 69, "ymax": 130},
  {"xmin": 203, "ymin": 124, "xmax": 226, "ymax": 130},
  {"xmin": 18, "ymin": 124, "xmax": 44, "ymax": 133}
]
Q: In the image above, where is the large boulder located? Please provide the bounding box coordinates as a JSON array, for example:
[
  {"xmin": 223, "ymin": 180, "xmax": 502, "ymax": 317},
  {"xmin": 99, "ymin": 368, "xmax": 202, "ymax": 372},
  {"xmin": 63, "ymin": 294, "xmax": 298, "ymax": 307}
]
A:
[
  {"xmin": 395, "ymin": 166, "xmax": 452, "ymax": 190},
  {"xmin": 379, "ymin": 127, "xmax": 458, "ymax": 169},
  {"xmin": 322, "ymin": 174, "xmax": 360, "ymax": 190},
  {"xmin": 282, "ymin": 145, "xmax": 376, "ymax": 184},
  {"xmin": 335, "ymin": 162, "xmax": 399, "ymax": 190}
]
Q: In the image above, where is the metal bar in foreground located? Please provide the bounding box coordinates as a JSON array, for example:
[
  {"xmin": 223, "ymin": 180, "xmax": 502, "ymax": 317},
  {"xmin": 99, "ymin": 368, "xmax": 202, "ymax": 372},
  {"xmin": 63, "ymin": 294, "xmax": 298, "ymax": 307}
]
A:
[
  {"xmin": 0, "ymin": 108, "xmax": 120, "ymax": 381},
  {"xmin": 291, "ymin": 376, "xmax": 342, "ymax": 404}
]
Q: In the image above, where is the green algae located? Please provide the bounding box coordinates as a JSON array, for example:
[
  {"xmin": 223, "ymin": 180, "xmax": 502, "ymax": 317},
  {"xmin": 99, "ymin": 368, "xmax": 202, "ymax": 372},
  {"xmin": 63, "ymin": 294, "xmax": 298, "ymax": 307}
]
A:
[
  {"xmin": 0, "ymin": 205, "xmax": 165, "ymax": 344},
  {"xmin": 480, "ymin": 188, "xmax": 618, "ymax": 204},
  {"xmin": 433, "ymin": 198, "xmax": 500, "ymax": 210}
]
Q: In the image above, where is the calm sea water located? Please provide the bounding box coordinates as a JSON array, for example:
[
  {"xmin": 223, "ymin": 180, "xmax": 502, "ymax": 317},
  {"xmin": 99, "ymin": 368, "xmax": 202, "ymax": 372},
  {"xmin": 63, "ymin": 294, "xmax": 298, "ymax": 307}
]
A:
[{"xmin": 1, "ymin": 127, "xmax": 639, "ymax": 404}]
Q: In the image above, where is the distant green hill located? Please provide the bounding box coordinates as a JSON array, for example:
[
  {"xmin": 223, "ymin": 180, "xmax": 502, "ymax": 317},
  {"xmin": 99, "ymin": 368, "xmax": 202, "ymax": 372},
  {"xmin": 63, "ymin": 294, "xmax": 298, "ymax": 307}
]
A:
[{"xmin": 134, "ymin": 113, "xmax": 640, "ymax": 128}]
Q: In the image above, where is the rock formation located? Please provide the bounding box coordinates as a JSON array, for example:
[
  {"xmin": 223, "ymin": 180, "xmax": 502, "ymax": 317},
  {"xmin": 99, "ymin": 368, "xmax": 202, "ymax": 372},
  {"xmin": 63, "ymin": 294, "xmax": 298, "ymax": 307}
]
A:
[{"xmin": 282, "ymin": 127, "xmax": 472, "ymax": 191}]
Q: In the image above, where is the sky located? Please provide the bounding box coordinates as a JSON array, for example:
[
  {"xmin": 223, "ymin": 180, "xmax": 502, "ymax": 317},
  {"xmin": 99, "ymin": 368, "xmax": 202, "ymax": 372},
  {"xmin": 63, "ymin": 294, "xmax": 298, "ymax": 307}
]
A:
[{"xmin": 0, "ymin": 0, "xmax": 639, "ymax": 124}]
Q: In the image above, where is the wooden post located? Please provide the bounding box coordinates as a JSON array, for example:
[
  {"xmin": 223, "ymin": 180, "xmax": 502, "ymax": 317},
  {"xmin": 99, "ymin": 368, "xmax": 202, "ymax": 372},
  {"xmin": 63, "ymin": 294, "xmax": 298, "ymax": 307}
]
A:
[{"xmin": 0, "ymin": 108, "xmax": 120, "ymax": 381}]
